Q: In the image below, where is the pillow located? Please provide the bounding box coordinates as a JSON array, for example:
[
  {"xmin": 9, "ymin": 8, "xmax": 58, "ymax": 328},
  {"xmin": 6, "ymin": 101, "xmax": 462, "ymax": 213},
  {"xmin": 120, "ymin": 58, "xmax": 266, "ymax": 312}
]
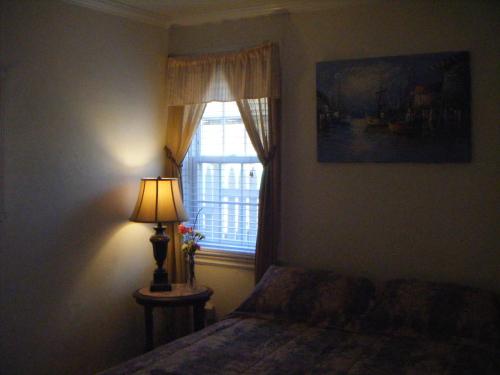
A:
[
  {"xmin": 360, "ymin": 278, "xmax": 500, "ymax": 347},
  {"xmin": 235, "ymin": 265, "xmax": 376, "ymax": 327}
]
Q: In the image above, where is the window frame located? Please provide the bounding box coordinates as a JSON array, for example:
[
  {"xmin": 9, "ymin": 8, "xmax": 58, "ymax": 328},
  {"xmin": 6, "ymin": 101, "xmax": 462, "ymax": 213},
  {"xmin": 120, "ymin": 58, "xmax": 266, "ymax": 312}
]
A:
[
  {"xmin": 182, "ymin": 101, "xmax": 261, "ymax": 255},
  {"xmin": 195, "ymin": 248, "xmax": 255, "ymax": 270}
]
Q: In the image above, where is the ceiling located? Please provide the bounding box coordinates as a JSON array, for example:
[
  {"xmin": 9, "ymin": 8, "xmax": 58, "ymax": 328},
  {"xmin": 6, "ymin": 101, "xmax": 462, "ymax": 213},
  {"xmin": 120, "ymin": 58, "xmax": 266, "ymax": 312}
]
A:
[{"xmin": 65, "ymin": 0, "xmax": 368, "ymax": 28}]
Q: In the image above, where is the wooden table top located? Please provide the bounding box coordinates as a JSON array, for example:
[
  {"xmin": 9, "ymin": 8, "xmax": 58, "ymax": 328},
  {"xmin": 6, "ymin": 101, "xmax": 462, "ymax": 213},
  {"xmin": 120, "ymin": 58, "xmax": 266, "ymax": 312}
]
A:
[{"xmin": 134, "ymin": 283, "xmax": 213, "ymax": 303}]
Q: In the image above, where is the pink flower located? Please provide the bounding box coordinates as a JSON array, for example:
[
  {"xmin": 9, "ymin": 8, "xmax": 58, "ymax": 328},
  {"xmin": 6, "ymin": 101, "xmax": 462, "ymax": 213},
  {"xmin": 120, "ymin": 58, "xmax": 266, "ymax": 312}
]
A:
[
  {"xmin": 179, "ymin": 210, "xmax": 204, "ymax": 255},
  {"xmin": 178, "ymin": 224, "xmax": 189, "ymax": 234}
]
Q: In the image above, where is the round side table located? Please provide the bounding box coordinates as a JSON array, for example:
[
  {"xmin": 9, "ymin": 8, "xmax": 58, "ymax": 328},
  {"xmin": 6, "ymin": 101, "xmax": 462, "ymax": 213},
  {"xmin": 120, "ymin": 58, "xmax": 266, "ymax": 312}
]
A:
[{"xmin": 133, "ymin": 283, "xmax": 213, "ymax": 352}]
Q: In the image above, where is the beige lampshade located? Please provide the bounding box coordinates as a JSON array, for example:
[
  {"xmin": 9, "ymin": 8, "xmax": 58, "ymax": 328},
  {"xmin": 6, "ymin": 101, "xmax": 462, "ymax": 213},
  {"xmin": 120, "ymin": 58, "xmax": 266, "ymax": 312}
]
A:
[{"xmin": 129, "ymin": 177, "xmax": 188, "ymax": 223}]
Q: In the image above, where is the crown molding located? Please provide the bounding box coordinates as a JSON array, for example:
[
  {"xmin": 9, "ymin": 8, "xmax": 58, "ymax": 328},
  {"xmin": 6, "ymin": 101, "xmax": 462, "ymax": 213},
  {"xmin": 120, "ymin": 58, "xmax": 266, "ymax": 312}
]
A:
[
  {"xmin": 170, "ymin": 0, "xmax": 373, "ymax": 27},
  {"xmin": 64, "ymin": 0, "xmax": 370, "ymax": 29},
  {"xmin": 170, "ymin": 4, "xmax": 290, "ymax": 27},
  {"xmin": 63, "ymin": 0, "xmax": 171, "ymax": 28}
]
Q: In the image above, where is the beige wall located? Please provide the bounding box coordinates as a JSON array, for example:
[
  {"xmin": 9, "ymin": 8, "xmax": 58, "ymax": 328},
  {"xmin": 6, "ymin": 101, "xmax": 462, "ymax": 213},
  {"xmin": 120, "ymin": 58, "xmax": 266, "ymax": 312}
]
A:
[
  {"xmin": 170, "ymin": 0, "xmax": 500, "ymax": 297},
  {"xmin": 195, "ymin": 262, "xmax": 254, "ymax": 319},
  {"xmin": 0, "ymin": 1, "xmax": 168, "ymax": 374},
  {"xmin": 280, "ymin": 0, "xmax": 499, "ymax": 291}
]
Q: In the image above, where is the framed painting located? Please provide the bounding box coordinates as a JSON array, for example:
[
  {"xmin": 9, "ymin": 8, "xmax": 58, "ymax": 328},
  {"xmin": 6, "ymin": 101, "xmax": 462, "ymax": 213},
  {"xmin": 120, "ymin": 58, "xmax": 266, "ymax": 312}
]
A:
[{"xmin": 316, "ymin": 51, "xmax": 471, "ymax": 162}]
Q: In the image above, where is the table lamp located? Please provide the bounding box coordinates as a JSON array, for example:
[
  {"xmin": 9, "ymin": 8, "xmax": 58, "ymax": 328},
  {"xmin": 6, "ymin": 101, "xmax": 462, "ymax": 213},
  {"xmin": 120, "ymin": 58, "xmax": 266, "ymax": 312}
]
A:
[{"xmin": 130, "ymin": 177, "xmax": 188, "ymax": 291}]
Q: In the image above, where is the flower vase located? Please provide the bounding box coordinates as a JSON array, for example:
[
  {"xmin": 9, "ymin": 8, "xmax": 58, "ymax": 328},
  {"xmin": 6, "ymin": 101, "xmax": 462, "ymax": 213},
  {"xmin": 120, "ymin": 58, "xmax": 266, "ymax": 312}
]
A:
[{"xmin": 186, "ymin": 253, "xmax": 196, "ymax": 289}]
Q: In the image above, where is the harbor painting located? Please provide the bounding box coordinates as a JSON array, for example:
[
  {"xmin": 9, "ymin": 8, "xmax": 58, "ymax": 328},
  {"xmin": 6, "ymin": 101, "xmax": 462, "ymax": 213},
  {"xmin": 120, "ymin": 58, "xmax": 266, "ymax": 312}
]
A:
[{"xmin": 317, "ymin": 52, "xmax": 471, "ymax": 162}]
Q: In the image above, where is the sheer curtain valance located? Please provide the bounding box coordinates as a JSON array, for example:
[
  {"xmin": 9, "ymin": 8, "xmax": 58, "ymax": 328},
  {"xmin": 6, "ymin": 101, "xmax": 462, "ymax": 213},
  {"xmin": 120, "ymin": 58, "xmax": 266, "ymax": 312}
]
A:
[{"xmin": 166, "ymin": 42, "xmax": 280, "ymax": 106}]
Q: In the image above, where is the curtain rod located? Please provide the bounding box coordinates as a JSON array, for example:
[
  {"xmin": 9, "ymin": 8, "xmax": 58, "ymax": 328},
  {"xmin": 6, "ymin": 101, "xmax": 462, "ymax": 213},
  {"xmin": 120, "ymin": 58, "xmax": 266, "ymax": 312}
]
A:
[{"xmin": 167, "ymin": 41, "xmax": 276, "ymax": 59}]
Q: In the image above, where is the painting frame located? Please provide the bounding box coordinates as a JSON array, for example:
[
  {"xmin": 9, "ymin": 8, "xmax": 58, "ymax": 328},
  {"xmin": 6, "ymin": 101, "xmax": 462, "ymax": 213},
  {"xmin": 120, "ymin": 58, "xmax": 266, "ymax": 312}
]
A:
[{"xmin": 316, "ymin": 51, "xmax": 471, "ymax": 163}]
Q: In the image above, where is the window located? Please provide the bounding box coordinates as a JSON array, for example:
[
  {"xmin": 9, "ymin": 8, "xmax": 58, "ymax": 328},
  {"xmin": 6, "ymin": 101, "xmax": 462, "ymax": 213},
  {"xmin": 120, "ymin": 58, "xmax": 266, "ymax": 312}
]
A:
[{"xmin": 182, "ymin": 102, "xmax": 263, "ymax": 253}]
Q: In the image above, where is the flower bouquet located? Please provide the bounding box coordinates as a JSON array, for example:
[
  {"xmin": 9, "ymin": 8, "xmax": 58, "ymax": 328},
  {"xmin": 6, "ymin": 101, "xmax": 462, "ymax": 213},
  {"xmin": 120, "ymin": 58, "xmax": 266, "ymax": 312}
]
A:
[{"xmin": 178, "ymin": 211, "xmax": 204, "ymax": 288}]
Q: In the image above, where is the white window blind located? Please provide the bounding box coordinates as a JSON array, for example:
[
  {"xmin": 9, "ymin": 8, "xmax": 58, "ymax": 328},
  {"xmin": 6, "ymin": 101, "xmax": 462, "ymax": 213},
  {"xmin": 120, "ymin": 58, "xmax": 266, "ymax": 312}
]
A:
[{"xmin": 182, "ymin": 102, "xmax": 263, "ymax": 253}]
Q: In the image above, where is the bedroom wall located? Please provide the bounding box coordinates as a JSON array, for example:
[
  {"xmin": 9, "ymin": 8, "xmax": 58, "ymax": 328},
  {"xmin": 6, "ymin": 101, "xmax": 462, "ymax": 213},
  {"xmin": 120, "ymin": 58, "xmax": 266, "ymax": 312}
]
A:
[
  {"xmin": 169, "ymin": 0, "xmax": 500, "ymax": 300},
  {"xmin": 279, "ymin": 0, "xmax": 500, "ymax": 291},
  {"xmin": 0, "ymin": 1, "xmax": 168, "ymax": 374}
]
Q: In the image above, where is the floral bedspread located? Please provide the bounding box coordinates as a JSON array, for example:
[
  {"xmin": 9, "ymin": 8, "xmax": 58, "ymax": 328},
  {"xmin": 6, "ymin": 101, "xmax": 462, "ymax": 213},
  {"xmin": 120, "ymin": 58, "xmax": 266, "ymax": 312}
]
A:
[
  {"xmin": 99, "ymin": 314, "xmax": 499, "ymax": 375},
  {"xmin": 100, "ymin": 266, "xmax": 500, "ymax": 374}
]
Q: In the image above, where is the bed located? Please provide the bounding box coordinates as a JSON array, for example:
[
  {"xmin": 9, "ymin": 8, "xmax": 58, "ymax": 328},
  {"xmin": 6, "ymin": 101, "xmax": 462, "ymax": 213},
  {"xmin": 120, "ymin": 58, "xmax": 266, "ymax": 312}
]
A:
[{"xmin": 100, "ymin": 266, "xmax": 500, "ymax": 374}]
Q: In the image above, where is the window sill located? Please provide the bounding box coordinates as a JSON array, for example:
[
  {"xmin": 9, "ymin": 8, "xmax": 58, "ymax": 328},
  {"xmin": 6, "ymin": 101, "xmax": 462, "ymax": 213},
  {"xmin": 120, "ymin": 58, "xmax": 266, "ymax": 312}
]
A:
[{"xmin": 195, "ymin": 248, "xmax": 255, "ymax": 270}]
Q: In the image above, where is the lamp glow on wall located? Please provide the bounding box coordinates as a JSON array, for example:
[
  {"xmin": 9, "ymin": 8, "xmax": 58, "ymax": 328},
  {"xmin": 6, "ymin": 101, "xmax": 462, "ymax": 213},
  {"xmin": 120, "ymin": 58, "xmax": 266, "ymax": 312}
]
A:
[{"xmin": 130, "ymin": 177, "xmax": 187, "ymax": 291}]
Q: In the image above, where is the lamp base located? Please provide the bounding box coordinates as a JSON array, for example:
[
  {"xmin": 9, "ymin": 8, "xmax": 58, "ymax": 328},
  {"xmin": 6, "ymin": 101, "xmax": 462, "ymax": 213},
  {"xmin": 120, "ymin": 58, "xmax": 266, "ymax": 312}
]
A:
[
  {"xmin": 149, "ymin": 223, "xmax": 172, "ymax": 292},
  {"xmin": 150, "ymin": 282, "xmax": 172, "ymax": 292},
  {"xmin": 150, "ymin": 268, "xmax": 172, "ymax": 291}
]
